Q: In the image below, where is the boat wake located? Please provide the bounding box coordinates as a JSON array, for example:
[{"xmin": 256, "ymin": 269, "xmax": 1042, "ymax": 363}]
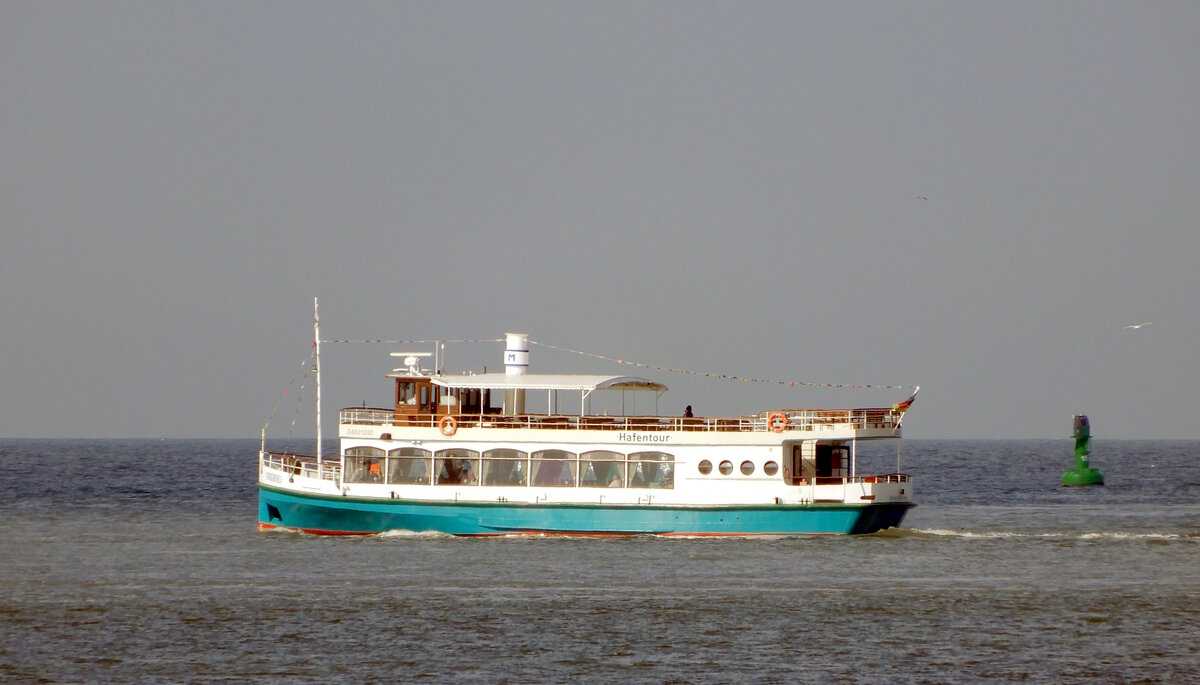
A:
[
  {"xmin": 376, "ymin": 529, "xmax": 456, "ymax": 539},
  {"xmin": 892, "ymin": 528, "xmax": 1193, "ymax": 541}
]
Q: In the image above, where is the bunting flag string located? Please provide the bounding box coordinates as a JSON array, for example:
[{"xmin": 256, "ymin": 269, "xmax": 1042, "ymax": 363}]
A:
[
  {"xmin": 527, "ymin": 339, "xmax": 915, "ymax": 391},
  {"xmin": 315, "ymin": 335, "xmax": 913, "ymax": 391},
  {"xmin": 261, "ymin": 354, "xmax": 314, "ymax": 436},
  {"xmin": 321, "ymin": 338, "xmax": 504, "ymax": 345}
]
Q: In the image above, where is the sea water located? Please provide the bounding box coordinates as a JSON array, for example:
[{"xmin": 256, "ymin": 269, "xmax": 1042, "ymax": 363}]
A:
[{"xmin": 0, "ymin": 439, "xmax": 1196, "ymax": 683}]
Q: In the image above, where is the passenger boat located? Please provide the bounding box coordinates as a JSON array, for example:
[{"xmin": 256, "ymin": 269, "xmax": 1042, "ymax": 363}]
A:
[{"xmin": 258, "ymin": 303, "xmax": 917, "ymax": 536}]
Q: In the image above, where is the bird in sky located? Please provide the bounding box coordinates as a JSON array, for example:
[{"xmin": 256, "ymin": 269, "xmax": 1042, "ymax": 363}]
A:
[
  {"xmin": 915, "ymin": 195, "xmax": 928, "ymax": 200},
  {"xmin": 1123, "ymin": 322, "xmax": 1152, "ymax": 330}
]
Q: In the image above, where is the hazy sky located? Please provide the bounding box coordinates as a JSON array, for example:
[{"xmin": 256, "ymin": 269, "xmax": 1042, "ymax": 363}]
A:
[{"xmin": 3, "ymin": 2, "xmax": 1198, "ymax": 439}]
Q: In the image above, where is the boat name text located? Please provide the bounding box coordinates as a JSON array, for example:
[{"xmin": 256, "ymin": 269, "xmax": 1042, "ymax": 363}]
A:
[{"xmin": 617, "ymin": 432, "xmax": 673, "ymax": 444}]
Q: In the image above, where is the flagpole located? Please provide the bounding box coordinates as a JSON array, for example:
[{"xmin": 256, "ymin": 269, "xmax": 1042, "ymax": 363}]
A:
[{"xmin": 891, "ymin": 385, "xmax": 919, "ymax": 473}]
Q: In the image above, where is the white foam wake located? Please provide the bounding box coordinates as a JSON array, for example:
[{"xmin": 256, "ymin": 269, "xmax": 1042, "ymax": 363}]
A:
[{"xmin": 906, "ymin": 528, "xmax": 1189, "ymax": 540}]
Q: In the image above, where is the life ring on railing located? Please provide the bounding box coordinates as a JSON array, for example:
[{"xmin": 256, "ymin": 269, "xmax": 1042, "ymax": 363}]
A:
[
  {"xmin": 439, "ymin": 415, "xmax": 458, "ymax": 436},
  {"xmin": 767, "ymin": 411, "xmax": 788, "ymax": 433}
]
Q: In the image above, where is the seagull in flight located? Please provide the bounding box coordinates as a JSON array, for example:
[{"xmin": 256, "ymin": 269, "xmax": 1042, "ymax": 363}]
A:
[
  {"xmin": 915, "ymin": 195, "xmax": 928, "ymax": 200},
  {"xmin": 1123, "ymin": 322, "xmax": 1152, "ymax": 330}
]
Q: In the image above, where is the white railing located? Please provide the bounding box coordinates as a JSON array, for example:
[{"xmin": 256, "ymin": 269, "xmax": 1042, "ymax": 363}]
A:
[
  {"xmin": 338, "ymin": 408, "xmax": 903, "ymax": 434},
  {"xmin": 788, "ymin": 472, "xmax": 911, "ymax": 487},
  {"xmin": 260, "ymin": 451, "xmax": 341, "ymax": 481}
]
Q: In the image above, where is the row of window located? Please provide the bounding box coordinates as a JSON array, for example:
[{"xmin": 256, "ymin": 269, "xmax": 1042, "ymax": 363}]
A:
[
  {"xmin": 344, "ymin": 447, "xmax": 674, "ymax": 489},
  {"xmin": 698, "ymin": 459, "xmax": 779, "ymax": 477},
  {"xmin": 342, "ymin": 448, "xmax": 783, "ymax": 488}
]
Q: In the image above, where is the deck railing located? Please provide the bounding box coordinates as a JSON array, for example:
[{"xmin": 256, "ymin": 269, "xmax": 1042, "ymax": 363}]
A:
[
  {"xmin": 793, "ymin": 473, "xmax": 912, "ymax": 486},
  {"xmin": 260, "ymin": 448, "xmax": 908, "ymax": 493},
  {"xmin": 260, "ymin": 451, "xmax": 340, "ymax": 481},
  {"xmin": 338, "ymin": 407, "xmax": 903, "ymax": 433}
]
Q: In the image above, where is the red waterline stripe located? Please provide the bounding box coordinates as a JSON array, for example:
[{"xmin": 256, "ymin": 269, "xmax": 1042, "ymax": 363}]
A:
[{"xmin": 258, "ymin": 522, "xmax": 843, "ymax": 537}]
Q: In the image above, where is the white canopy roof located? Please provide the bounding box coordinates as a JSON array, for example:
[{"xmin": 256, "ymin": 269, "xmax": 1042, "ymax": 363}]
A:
[{"xmin": 426, "ymin": 373, "xmax": 667, "ymax": 394}]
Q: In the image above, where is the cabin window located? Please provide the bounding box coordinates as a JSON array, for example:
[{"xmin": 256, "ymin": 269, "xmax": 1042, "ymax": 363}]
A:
[
  {"xmin": 435, "ymin": 449, "xmax": 479, "ymax": 485},
  {"xmin": 387, "ymin": 447, "xmax": 432, "ymax": 485},
  {"xmin": 718, "ymin": 460, "xmax": 734, "ymax": 476},
  {"xmin": 697, "ymin": 460, "xmax": 713, "ymax": 475},
  {"xmin": 397, "ymin": 382, "xmax": 417, "ymax": 406},
  {"xmin": 740, "ymin": 460, "xmax": 755, "ymax": 476},
  {"xmin": 629, "ymin": 451, "xmax": 674, "ymax": 489},
  {"xmin": 531, "ymin": 450, "xmax": 577, "ymax": 487},
  {"xmin": 580, "ymin": 450, "xmax": 624, "ymax": 488},
  {"xmin": 763, "ymin": 461, "xmax": 779, "ymax": 477},
  {"xmin": 482, "ymin": 449, "xmax": 528, "ymax": 486},
  {"xmin": 345, "ymin": 446, "xmax": 385, "ymax": 483}
]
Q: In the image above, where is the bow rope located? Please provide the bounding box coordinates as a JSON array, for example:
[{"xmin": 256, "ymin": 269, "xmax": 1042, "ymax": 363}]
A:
[{"xmin": 261, "ymin": 354, "xmax": 313, "ymax": 437}]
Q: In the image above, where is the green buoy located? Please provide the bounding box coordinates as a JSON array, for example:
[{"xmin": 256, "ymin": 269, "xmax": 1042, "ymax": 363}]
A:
[{"xmin": 1062, "ymin": 414, "xmax": 1104, "ymax": 486}]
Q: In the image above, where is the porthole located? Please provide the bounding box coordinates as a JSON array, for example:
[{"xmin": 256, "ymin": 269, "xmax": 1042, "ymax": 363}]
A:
[
  {"xmin": 740, "ymin": 460, "xmax": 755, "ymax": 476},
  {"xmin": 698, "ymin": 460, "xmax": 713, "ymax": 475},
  {"xmin": 763, "ymin": 461, "xmax": 779, "ymax": 476},
  {"xmin": 718, "ymin": 460, "xmax": 734, "ymax": 475}
]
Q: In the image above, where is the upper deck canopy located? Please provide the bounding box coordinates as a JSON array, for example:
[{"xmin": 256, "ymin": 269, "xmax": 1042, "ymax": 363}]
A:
[{"xmin": 426, "ymin": 373, "xmax": 667, "ymax": 394}]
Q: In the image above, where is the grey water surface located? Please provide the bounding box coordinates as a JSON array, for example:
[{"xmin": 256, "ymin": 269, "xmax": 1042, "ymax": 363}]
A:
[{"xmin": 1, "ymin": 439, "xmax": 1196, "ymax": 683}]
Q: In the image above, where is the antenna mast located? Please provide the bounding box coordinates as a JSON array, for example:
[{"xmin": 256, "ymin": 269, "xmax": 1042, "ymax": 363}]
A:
[{"xmin": 314, "ymin": 297, "xmax": 322, "ymax": 465}]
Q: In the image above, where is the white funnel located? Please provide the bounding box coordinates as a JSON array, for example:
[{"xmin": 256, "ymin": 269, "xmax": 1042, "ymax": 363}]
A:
[{"xmin": 504, "ymin": 333, "xmax": 527, "ymax": 414}]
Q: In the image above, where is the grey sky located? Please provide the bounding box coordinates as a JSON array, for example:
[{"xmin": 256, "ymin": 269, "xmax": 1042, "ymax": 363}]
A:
[{"xmin": 3, "ymin": 2, "xmax": 1197, "ymax": 439}]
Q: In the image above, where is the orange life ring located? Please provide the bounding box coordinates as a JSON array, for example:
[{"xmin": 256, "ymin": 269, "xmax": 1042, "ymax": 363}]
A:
[
  {"xmin": 767, "ymin": 411, "xmax": 788, "ymax": 433},
  {"xmin": 439, "ymin": 415, "xmax": 458, "ymax": 436}
]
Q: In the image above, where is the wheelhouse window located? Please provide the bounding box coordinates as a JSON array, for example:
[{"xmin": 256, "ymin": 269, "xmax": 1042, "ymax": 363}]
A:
[
  {"xmin": 580, "ymin": 450, "xmax": 624, "ymax": 488},
  {"xmin": 396, "ymin": 382, "xmax": 417, "ymax": 406},
  {"xmin": 435, "ymin": 449, "xmax": 479, "ymax": 485},
  {"xmin": 531, "ymin": 450, "xmax": 577, "ymax": 487},
  {"xmin": 482, "ymin": 449, "xmax": 528, "ymax": 486},
  {"xmin": 388, "ymin": 447, "xmax": 432, "ymax": 485},
  {"xmin": 629, "ymin": 451, "xmax": 674, "ymax": 489},
  {"xmin": 345, "ymin": 446, "xmax": 385, "ymax": 483}
]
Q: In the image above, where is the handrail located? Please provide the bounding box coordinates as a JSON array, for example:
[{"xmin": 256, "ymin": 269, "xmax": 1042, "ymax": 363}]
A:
[
  {"xmin": 260, "ymin": 449, "xmax": 910, "ymax": 493},
  {"xmin": 338, "ymin": 407, "xmax": 904, "ymax": 433},
  {"xmin": 789, "ymin": 472, "xmax": 910, "ymax": 486},
  {"xmin": 260, "ymin": 451, "xmax": 340, "ymax": 481}
]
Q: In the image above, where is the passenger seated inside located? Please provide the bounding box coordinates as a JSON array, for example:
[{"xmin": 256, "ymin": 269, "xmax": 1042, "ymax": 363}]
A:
[{"xmin": 630, "ymin": 463, "xmax": 646, "ymax": 488}]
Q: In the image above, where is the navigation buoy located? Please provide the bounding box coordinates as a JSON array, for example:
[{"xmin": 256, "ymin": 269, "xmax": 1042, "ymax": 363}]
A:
[{"xmin": 1062, "ymin": 414, "xmax": 1104, "ymax": 486}]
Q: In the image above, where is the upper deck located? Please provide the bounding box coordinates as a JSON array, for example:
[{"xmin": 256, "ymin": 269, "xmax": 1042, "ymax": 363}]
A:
[
  {"xmin": 339, "ymin": 406, "xmax": 905, "ymax": 438},
  {"xmin": 345, "ymin": 336, "xmax": 915, "ymax": 443}
]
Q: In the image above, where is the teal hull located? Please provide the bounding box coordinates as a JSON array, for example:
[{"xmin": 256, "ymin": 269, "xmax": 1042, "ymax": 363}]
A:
[{"xmin": 258, "ymin": 486, "xmax": 913, "ymax": 536}]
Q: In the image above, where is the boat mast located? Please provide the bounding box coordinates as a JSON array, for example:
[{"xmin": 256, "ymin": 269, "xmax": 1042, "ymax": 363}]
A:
[{"xmin": 314, "ymin": 297, "xmax": 322, "ymax": 466}]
